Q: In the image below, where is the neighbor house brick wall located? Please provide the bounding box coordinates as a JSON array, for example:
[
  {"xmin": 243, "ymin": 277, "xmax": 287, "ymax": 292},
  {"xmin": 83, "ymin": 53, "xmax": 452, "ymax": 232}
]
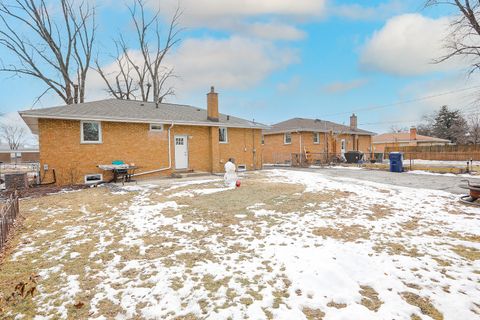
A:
[
  {"xmin": 38, "ymin": 119, "xmax": 263, "ymax": 185},
  {"xmin": 263, "ymin": 131, "xmax": 372, "ymax": 164},
  {"xmin": 0, "ymin": 153, "xmax": 11, "ymax": 163},
  {"xmin": 0, "ymin": 152, "xmax": 39, "ymax": 163},
  {"xmin": 19, "ymin": 152, "xmax": 40, "ymax": 162},
  {"xmin": 262, "ymin": 132, "xmax": 303, "ymax": 164}
]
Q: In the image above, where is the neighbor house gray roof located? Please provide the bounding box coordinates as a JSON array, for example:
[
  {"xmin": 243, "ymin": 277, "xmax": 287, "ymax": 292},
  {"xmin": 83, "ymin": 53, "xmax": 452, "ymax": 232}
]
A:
[
  {"xmin": 19, "ymin": 99, "xmax": 269, "ymax": 134},
  {"xmin": 264, "ymin": 118, "xmax": 375, "ymax": 136}
]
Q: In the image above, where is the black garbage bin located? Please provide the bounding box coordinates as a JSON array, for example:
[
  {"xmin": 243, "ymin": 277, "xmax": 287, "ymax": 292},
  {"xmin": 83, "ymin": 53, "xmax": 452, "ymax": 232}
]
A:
[{"xmin": 345, "ymin": 151, "xmax": 364, "ymax": 164}]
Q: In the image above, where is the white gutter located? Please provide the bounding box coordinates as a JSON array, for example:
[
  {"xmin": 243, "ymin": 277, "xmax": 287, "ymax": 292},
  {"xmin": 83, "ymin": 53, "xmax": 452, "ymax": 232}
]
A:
[{"xmin": 133, "ymin": 121, "xmax": 174, "ymax": 177}]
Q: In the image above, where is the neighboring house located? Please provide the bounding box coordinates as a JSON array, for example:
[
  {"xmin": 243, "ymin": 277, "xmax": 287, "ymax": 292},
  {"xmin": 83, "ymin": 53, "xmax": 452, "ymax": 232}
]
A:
[
  {"xmin": 19, "ymin": 87, "xmax": 267, "ymax": 185},
  {"xmin": 262, "ymin": 114, "xmax": 375, "ymax": 164},
  {"xmin": 0, "ymin": 145, "xmax": 39, "ymax": 163},
  {"xmin": 372, "ymin": 127, "xmax": 451, "ymax": 153}
]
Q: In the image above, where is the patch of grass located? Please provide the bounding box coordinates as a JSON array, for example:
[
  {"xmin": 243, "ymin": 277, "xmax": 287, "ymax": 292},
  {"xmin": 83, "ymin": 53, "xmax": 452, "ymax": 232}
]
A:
[
  {"xmin": 359, "ymin": 285, "xmax": 383, "ymax": 312},
  {"xmin": 373, "ymin": 242, "xmax": 423, "ymax": 257},
  {"xmin": 327, "ymin": 301, "xmax": 347, "ymax": 309},
  {"xmin": 401, "ymin": 292, "xmax": 444, "ymax": 320},
  {"xmin": 432, "ymin": 257, "xmax": 452, "ymax": 267},
  {"xmin": 368, "ymin": 204, "xmax": 392, "ymax": 220},
  {"xmin": 302, "ymin": 307, "xmax": 325, "ymax": 320},
  {"xmin": 447, "ymin": 232, "xmax": 480, "ymax": 242},
  {"xmin": 400, "ymin": 217, "xmax": 421, "ymax": 232},
  {"xmin": 451, "ymin": 245, "xmax": 480, "ymax": 261},
  {"xmin": 313, "ymin": 224, "xmax": 370, "ymax": 243},
  {"xmin": 403, "ymin": 282, "xmax": 422, "ymax": 290}
]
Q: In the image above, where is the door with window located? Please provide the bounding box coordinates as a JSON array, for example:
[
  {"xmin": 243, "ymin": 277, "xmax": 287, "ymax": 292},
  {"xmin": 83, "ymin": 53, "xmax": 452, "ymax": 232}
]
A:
[
  {"xmin": 341, "ymin": 139, "xmax": 346, "ymax": 157},
  {"xmin": 174, "ymin": 135, "xmax": 189, "ymax": 170}
]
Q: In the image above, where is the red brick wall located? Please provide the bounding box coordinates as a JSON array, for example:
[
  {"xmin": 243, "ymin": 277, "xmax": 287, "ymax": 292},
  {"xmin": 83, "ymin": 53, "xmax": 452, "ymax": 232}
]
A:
[
  {"xmin": 38, "ymin": 119, "xmax": 262, "ymax": 185},
  {"xmin": 263, "ymin": 131, "xmax": 372, "ymax": 164}
]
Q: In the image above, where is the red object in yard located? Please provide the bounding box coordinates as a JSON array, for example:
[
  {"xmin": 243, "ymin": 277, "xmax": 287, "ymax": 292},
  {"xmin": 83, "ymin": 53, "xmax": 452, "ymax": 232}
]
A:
[{"xmin": 236, "ymin": 180, "xmax": 241, "ymax": 187}]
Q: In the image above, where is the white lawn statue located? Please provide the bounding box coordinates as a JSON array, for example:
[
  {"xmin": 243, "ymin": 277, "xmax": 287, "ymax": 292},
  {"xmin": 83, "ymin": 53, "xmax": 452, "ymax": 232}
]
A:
[{"xmin": 224, "ymin": 158, "xmax": 238, "ymax": 187}]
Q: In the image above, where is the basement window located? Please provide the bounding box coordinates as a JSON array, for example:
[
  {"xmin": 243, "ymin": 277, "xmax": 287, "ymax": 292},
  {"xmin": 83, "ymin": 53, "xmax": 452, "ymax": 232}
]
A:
[
  {"xmin": 284, "ymin": 132, "xmax": 292, "ymax": 144},
  {"xmin": 237, "ymin": 164, "xmax": 247, "ymax": 172},
  {"xmin": 150, "ymin": 123, "xmax": 164, "ymax": 132},
  {"xmin": 84, "ymin": 174, "xmax": 103, "ymax": 185},
  {"xmin": 219, "ymin": 127, "xmax": 228, "ymax": 143},
  {"xmin": 313, "ymin": 132, "xmax": 320, "ymax": 144},
  {"xmin": 81, "ymin": 121, "xmax": 102, "ymax": 143}
]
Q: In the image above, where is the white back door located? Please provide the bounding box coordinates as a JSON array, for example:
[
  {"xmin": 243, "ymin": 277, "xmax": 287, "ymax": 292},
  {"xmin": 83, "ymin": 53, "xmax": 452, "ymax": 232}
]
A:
[{"xmin": 174, "ymin": 135, "xmax": 189, "ymax": 169}]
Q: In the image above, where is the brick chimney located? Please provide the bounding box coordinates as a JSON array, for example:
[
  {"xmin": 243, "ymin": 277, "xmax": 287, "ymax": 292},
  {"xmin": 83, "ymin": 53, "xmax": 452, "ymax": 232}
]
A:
[
  {"xmin": 410, "ymin": 127, "xmax": 417, "ymax": 141},
  {"xmin": 207, "ymin": 86, "xmax": 219, "ymax": 122},
  {"xmin": 350, "ymin": 113, "xmax": 358, "ymax": 130}
]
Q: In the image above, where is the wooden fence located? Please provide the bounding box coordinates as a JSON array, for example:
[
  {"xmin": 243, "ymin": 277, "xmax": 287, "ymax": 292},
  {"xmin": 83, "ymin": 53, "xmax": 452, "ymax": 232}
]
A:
[
  {"xmin": 0, "ymin": 191, "xmax": 19, "ymax": 251},
  {"xmin": 384, "ymin": 145, "xmax": 480, "ymax": 161}
]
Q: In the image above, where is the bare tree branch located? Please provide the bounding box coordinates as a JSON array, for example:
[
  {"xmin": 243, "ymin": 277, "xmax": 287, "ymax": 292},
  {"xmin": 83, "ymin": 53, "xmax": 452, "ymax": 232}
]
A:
[
  {"xmin": 0, "ymin": 122, "xmax": 26, "ymax": 150},
  {"xmin": 96, "ymin": 0, "xmax": 182, "ymax": 103},
  {"xmin": 0, "ymin": 0, "xmax": 96, "ymax": 105},
  {"xmin": 426, "ymin": 0, "xmax": 480, "ymax": 76}
]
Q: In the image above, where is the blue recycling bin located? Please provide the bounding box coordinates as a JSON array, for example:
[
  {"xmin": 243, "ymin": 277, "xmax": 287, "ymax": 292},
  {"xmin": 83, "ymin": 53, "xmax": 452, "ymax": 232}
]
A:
[{"xmin": 389, "ymin": 152, "xmax": 403, "ymax": 173}]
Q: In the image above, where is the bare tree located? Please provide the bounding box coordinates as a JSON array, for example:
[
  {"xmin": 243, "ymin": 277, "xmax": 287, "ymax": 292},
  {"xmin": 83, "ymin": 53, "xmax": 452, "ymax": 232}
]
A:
[
  {"xmin": 468, "ymin": 113, "xmax": 480, "ymax": 144},
  {"xmin": 426, "ymin": 1, "xmax": 480, "ymax": 75},
  {"xmin": 0, "ymin": 123, "xmax": 26, "ymax": 150},
  {"xmin": 96, "ymin": 0, "xmax": 181, "ymax": 103},
  {"xmin": 0, "ymin": 0, "xmax": 96, "ymax": 105},
  {"xmin": 389, "ymin": 125, "xmax": 408, "ymax": 133}
]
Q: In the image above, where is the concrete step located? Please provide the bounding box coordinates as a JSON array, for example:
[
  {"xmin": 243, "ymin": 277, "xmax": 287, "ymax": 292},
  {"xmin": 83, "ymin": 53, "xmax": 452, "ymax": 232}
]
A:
[{"xmin": 171, "ymin": 171, "xmax": 210, "ymax": 178}]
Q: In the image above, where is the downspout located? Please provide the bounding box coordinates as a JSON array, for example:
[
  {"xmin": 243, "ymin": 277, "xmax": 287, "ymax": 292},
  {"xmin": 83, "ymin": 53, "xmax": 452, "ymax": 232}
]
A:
[
  {"xmin": 133, "ymin": 121, "xmax": 174, "ymax": 176},
  {"xmin": 297, "ymin": 130, "xmax": 304, "ymax": 164}
]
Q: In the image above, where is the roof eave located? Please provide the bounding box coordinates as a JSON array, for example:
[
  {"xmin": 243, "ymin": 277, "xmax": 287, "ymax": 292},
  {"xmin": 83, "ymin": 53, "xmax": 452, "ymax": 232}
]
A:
[
  {"xmin": 264, "ymin": 129, "xmax": 375, "ymax": 136},
  {"xmin": 18, "ymin": 113, "xmax": 270, "ymax": 130}
]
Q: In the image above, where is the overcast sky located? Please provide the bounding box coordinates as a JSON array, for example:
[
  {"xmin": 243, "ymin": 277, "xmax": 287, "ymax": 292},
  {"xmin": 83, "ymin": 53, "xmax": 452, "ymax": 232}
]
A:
[{"xmin": 0, "ymin": 0, "xmax": 478, "ymax": 136}]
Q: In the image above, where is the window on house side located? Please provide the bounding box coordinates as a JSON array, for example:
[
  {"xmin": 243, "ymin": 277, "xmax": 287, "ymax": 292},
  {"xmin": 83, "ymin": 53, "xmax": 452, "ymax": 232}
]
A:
[
  {"xmin": 261, "ymin": 135, "xmax": 265, "ymax": 145},
  {"xmin": 81, "ymin": 121, "xmax": 102, "ymax": 143},
  {"xmin": 219, "ymin": 127, "xmax": 228, "ymax": 143},
  {"xmin": 84, "ymin": 174, "xmax": 103, "ymax": 184},
  {"xmin": 284, "ymin": 132, "xmax": 292, "ymax": 144},
  {"xmin": 150, "ymin": 123, "xmax": 164, "ymax": 132},
  {"xmin": 313, "ymin": 132, "xmax": 320, "ymax": 144}
]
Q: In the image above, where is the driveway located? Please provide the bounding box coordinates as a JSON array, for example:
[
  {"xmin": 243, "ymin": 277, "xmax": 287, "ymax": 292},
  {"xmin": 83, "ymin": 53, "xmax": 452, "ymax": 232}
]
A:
[{"xmin": 264, "ymin": 166, "xmax": 477, "ymax": 195}]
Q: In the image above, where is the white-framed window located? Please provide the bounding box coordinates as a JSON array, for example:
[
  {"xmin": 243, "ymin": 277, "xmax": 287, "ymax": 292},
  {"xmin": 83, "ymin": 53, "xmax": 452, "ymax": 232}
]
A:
[
  {"xmin": 219, "ymin": 127, "xmax": 228, "ymax": 143},
  {"xmin": 81, "ymin": 121, "xmax": 102, "ymax": 143},
  {"xmin": 84, "ymin": 173, "xmax": 103, "ymax": 185},
  {"xmin": 150, "ymin": 123, "xmax": 164, "ymax": 132},
  {"xmin": 313, "ymin": 132, "xmax": 320, "ymax": 144},
  {"xmin": 175, "ymin": 137, "xmax": 184, "ymax": 145},
  {"xmin": 284, "ymin": 132, "xmax": 292, "ymax": 144}
]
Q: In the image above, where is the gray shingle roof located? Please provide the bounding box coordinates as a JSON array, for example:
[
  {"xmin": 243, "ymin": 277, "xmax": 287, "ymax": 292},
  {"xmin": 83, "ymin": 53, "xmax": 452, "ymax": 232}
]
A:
[
  {"xmin": 19, "ymin": 99, "xmax": 268, "ymax": 134},
  {"xmin": 264, "ymin": 118, "xmax": 375, "ymax": 136}
]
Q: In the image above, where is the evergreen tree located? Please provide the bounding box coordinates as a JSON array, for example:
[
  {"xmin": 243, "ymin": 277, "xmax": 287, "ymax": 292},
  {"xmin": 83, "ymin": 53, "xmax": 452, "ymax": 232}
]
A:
[{"xmin": 432, "ymin": 106, "xmax": 468, "ymax": 144}]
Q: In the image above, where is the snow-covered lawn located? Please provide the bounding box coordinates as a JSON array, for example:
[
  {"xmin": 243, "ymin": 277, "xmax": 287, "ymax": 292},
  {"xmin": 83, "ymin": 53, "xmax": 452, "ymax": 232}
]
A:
[{"xmin": 1, "ymin": 170, "xmax": 479, "ymax": 319}]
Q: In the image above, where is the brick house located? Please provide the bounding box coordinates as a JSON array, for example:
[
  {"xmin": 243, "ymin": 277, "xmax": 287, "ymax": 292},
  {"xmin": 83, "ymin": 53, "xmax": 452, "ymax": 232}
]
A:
[
  {"xmin": 19, "ymin": 87, "xmax": 267, "ymax": 185},
  {"xmin": 372, "ymin": 127, "xmax": 451, "ymax": 153},
  {"xmin": 262, "ymin": 114, "xmax": 375, "ymax": 164},
  {"xmin": 0, "ymin": 145, "xmax": 39, "ymax": 163}
]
